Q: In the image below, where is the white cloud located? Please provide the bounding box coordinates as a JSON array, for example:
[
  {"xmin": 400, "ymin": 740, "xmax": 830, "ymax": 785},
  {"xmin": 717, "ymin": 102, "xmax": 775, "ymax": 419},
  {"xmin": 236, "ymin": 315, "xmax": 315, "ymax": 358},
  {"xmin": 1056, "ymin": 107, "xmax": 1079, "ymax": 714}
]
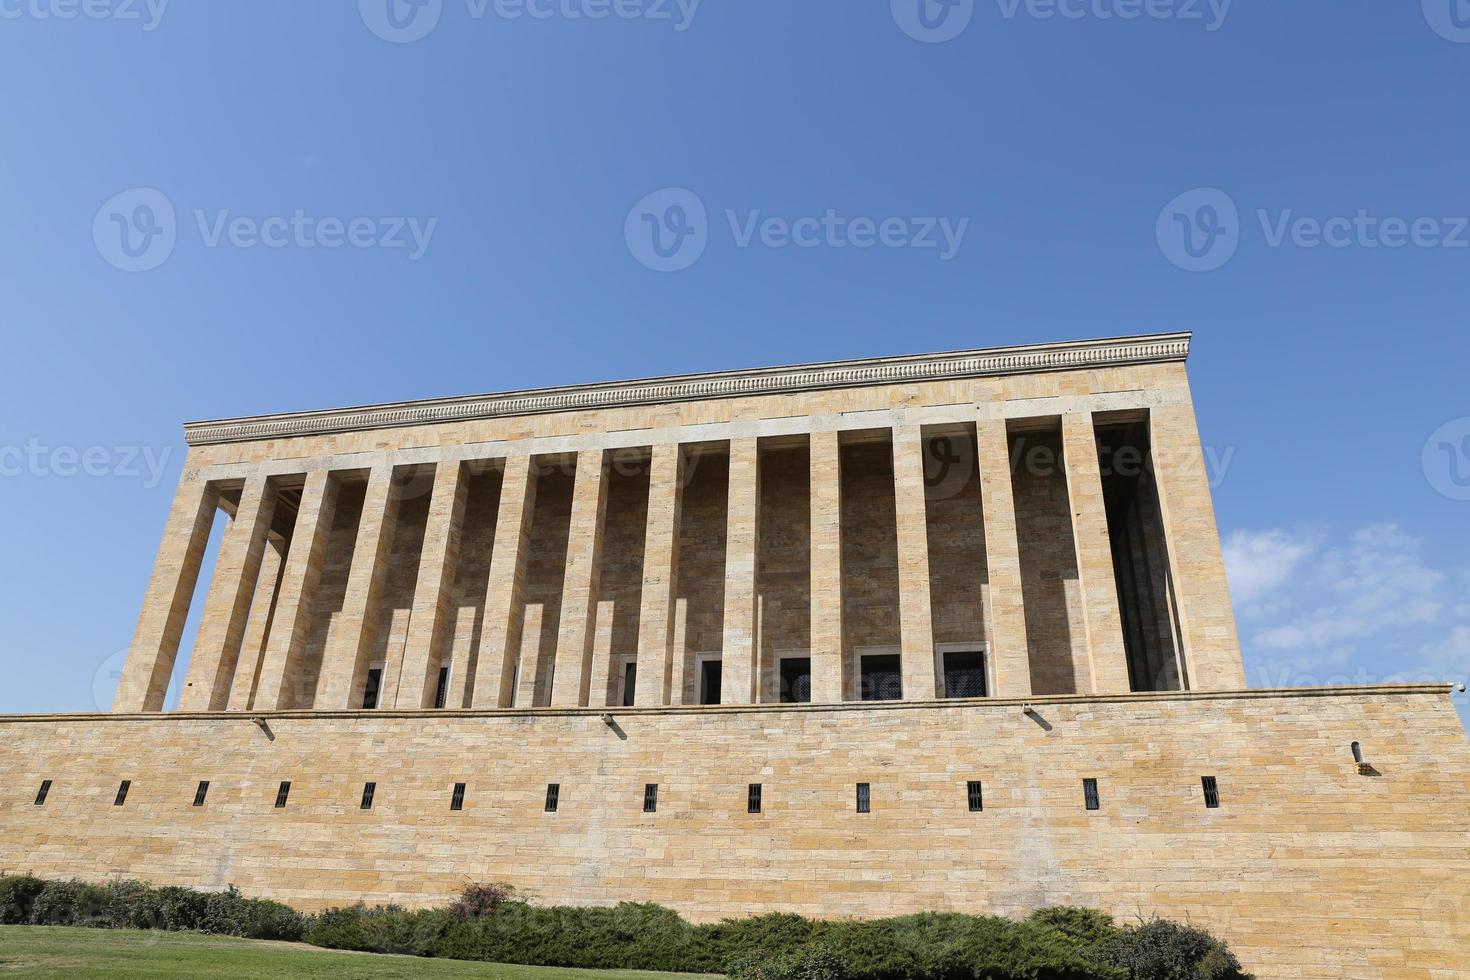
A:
[{"xmin": 1222, "ymin": 528, "xmax": 1314, "ymax": 606}]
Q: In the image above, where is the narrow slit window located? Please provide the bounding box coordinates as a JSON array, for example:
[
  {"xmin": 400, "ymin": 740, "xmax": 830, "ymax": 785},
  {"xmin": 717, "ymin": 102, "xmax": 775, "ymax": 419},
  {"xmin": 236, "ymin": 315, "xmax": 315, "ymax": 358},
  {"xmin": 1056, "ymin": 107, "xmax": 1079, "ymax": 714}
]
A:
[
  {"xmin": 1201, "ymin": 776, "xmax": 1220, "ymax": 809},
  {"xmin": 362, "ymin": 666, "xmax": 384, "ymax": 710},
  {"xmin": 34, "ymin": 780, "xmax": 53, "ymax": 806},
  {"xmin": 1083, "ymin": 778, "xmax": 1100, "ymax": 811},
  {"xmin": 434, "ymin": 666, "xmax": 451, "ymax": 709},
  {"xmin": 748, "ymin": 783, "xmax": 762, "ymax": 814},
  {"xmin": 274, "ymin": 781, "xmax": 291, "ymax": 808},
  {"xmin": 622, "ymin": 662, "xmax": 638, "ymax": 707},
  {"xmin": 856, "ymin": 782, "xmax": 871, "ymax": 814},
  {"xmin": 361, "ymin": 782, "xmax": 376, "ymax": 810},
  {"xmin": 451, "ymin": 782, "xmax": 466, "ymax": 811},
  {"xmin": 967, "ymin": 780, "xmax": 984, "ymax": 812},
  {"xmin": 545, "ymin": 784, "xmax": 560, "ymax": 813},
  {"xmin": 643, "ymin": 783, "xmax": 658, "ymax": 813},
  {"xmin": 114, "ymin": 780, "xmax": 131, "ymax": 807},
  {"xmin": 193, "ymin": 781, "xmax": 210, "ymax": 807}
]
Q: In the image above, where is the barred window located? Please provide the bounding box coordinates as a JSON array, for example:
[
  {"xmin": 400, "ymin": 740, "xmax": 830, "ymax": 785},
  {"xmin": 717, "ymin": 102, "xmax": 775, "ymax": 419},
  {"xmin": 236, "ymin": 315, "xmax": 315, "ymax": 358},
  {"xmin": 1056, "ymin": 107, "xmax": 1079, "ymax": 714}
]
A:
[
  {"xmin": 856, "ymin": 782, "xmax": 871, "ymax": 813},
  {"xmin": 545, "ymin": 784, "xmax": 560, "ymax": 813},
  {"xmin": 275, "ymin": 781, "xmax": 291, "ymax": 808},
  {"xmin": 1083, "ymin": 778, "xmax": 1100, "ymax": 811},
  {"xmin": 114, "ymin": 780, "xmax": 131, "ymax": 807},
  {"xmin": 748, "ymin": 783, "xmax": 762, "ymax": 814},
  {"xmin": 34, "ymin": 780, "xmax": 52, "ymax": 806},
  {"xmin": 967, "ymin": 780, "xmax": 984, "ymax": 812},
  {"xmin": 361, "ymin": 782, "xmax": 376, "ymax": 810},
  {"xmin": 1201, "ymin": 776, "xmax": 1220, "ymax": 809},
  {"xmin": 643, "ymin": 783, "xmax": 658, "ymax": 813},
  {"xmin": 193, "ymin": 781, "xmax": 210, "ymax": 807},
  {"xmin": 451, "ymin": 783, "xmax": 466, "ymax": 811}
]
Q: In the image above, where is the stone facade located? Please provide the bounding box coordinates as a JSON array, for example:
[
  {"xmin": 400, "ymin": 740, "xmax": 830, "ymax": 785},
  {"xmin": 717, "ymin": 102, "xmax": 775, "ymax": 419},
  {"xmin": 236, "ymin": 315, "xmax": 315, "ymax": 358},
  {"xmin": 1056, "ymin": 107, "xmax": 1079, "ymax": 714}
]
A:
[{"xmin": 2, "ymin": 332, "xmax": 1467, "ymax": 979}]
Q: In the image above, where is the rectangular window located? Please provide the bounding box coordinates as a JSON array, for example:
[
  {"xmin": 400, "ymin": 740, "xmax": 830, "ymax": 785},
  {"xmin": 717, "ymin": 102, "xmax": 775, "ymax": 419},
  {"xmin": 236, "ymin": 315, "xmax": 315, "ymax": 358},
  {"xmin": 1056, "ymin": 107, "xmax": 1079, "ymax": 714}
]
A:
[
  {"xmin": 748, "ymin": 783, "xmax": 762, "ymax": 814},
  {"xmin": 114, "ymin": 780, "xmax": 131, "ymax": 807},
  {"xmin": 967, "ymin": 780, "xmax": 984, "ymax": 812},
  {"xmin": 193, "ymin": 781, "xmax": 210, "ymax": 807},
  {"xmin": 275, "ymin": 781, "xmax": 291, "ymax": 808},
  {"xmin": 362, "ymin": 666, "xmax": 384, "ymax": 710},
  {"xmin": 699, "ymin": 658, "xmax": 723, "ymax": 706},
  {"xmin": 779, "ymin": 657, "xmax": 812, "ymax": 704},
  {"xmin": 434, "ymin": 666, "xmax": 451, "ymax": 709},
  {"xmin": 545, "ymin": 783, "xmax": 560, "ymax": 813},
  {"xmin": 943, "ymin": 651, "xmax": 989, "ymax": 699},
  {"xmin": 622, "ymin": 662, "xmax": 638, "ymax": 707},
  {"xmin": 450, "ymin": 783, "xmax": 466, "ymax": 811},
  {"xmin": 34, "ymin": 780, "xmax": 52, "ymax": 806},
  {"xmin": 860, "ymin": 654, "xmax": 902, "ymax": 702},
  {"xmin": 856, "ymin": 782, "xmax": 871, "ymax": 813},
  {"xmin": 1083, "ymin": 778, "xmax": 1100, "ymax": 811},
  {"xmin": 1201, "ymin": 776, "xmax": 1220, "ymax": 809},
  {"xmin": 361, "ymin": 782, "xmax": 376, "ymax": 810},
  {"xmin": 643, "ymin": 783, "xmax": 658, "ymax": 813}
]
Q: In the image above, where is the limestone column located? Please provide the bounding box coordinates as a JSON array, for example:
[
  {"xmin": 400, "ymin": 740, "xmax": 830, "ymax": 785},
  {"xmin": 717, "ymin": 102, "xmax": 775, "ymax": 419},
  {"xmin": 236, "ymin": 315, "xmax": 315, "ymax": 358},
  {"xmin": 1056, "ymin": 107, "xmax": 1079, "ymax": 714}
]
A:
[
  {"xmin": 471, "ymin": 453, "xmax": 538, "ymax": 708},
  {"xmin": 976, "ymin": 418, "xmax": 1031, "ymax": 698},
  {"xmin": 114, "ymin": 469, "xmax": 219, "ymax": 712},
  {"xmin": 892, "ymin": 425, "xmax": 938, "ymax": 701},
  {"xmin": 179, "ymin": 474, "xmax": 277, "ymax": 712},
  {"xmin": 551, "ymin": 450, "xmax": 610, "ymax": 707},
  {"xmin": 396, "ymin": 461, "xmax": 470, "ymax": 708},
  {"xmin": 315, "ymin": 465, "xmax": 403, "ymax": 709},
  {"xmin": 1149, "ymin": 401, "xmax": 1247, "ymax": 690},
  {"xmin": 226, "ymin": 532, "xmax": 287, "ymax": 711},
  {"xmin": 634, "ymin": 444, "xmax": 684, "ymax": 707},
  {"xmin": 809, "ymin": 428, "xmax": 844, "ymax": 703},
  {"xmin": 719, "ymin": 438, "xmax": 760, "ymax": 705},
  {"xmin": 251, "ymin": 470, "xmax": 339, "ymax": 710},
  {"xmin": 1060, "ymin": 411, "xmax": 1132, "ymax": 694}
]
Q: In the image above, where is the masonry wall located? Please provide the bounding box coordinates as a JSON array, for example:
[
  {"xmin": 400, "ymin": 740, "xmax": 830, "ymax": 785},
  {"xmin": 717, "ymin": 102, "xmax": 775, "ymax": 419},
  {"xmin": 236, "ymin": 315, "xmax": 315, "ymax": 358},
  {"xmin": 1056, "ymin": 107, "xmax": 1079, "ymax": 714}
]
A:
[{"xmin": 3, "ymin": 688, "xmax": 1467, "ymax": 980}]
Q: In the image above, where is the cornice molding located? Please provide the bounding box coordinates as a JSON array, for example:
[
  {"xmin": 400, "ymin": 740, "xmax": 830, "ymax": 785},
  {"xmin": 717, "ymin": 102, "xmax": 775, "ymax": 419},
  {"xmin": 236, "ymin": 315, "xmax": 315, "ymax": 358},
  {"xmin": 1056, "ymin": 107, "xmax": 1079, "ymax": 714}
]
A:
[{"xmin": 184, "ymin": 332, "xmax": 1191, "ymax": 446}]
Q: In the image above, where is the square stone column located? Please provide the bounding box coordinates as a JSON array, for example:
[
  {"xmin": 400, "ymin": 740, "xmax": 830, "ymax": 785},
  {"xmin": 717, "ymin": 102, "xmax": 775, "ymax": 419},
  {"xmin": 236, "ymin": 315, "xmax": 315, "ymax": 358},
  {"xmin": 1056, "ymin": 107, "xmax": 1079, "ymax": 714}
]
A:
[
  {"xmin": 1060, "ymin": 411, "xmax": 1132, "ymax": 695},
  {"xmin": 892, "ymin": 425, "xmax": 938, "ymax": 701},
  {"xmin": 809, "ymin": 428, "xmax": 844, "ymax": 704},
  {"xmin": 635, "ymin": 443, "xmax": 684, "ymax": 707},
  {"xmin": 471, "ymin": 453, "xmax": 538, "ymax": 708},
  {"xmin": 251, "ymin": 469, "xmax": 339, "ymax": 711},
  {"xmin": 976, "ymin": 418, "xmax": 1032, "ymax": 699},
  {"xmin": 1149, "ymin": 401, "xmax": 1247, "ymax": 690},
  {"xmin": 315, "ymin": 465, "xmax": 403, "ymax": 709},
  {"xmin": 552, "ymin": 450, "xmax": 611, "ymax": 707},
  {"xmin": 226, "ymin": 531, "xmax": 286, "ymax": 711},
  {"xmin": 720, "ymin": 438, "xmax": 760, "ymax": 705},
  {"xmin": 179, "ymin": 473, "xmax": 278, "ymax": 712},
  {"xmin": 114, "ymin": 469, "xmax": 219, "ymax": 712},
  {"xmin": 396, "ymin": 461, "xmax": 470, "ymax": 708}
]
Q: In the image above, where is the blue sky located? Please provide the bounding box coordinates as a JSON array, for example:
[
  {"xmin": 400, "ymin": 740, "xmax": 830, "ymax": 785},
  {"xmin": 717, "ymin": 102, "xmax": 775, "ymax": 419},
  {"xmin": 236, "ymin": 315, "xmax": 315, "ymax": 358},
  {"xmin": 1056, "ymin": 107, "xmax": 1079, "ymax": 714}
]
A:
[{"xmin": 0, "ymin": 1, "xmax": 1465, "ymax": 729}]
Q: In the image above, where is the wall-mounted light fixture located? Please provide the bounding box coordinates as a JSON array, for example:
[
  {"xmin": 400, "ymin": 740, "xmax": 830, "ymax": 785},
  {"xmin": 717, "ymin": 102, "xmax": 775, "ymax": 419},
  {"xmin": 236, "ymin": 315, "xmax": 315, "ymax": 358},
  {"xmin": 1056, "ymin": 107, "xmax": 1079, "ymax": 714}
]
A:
[{"xmin": 1351, "ymin": 740, "xmax": 1371, "ymax": 775}]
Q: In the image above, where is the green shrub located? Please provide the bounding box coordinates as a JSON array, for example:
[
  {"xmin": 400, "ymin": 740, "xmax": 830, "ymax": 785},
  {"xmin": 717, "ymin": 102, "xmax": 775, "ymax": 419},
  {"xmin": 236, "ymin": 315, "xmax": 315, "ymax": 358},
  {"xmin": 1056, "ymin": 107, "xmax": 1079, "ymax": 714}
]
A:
[
  {"xmin": 1100, "ymin": 919, "xmax": 1249, "ymax": 980},
  {"xmin": 727, "ymin": 942, "xmax": 845, "ymax": 980},
  {"xmin": 1028, "ymin": 907, "xmax": 1122, "ymax": 953},
  {"xmin": 302, "ymin": 903, "xmax": 448, "ymax": 955},
  {"xmin": 0, "ymin": 875, "xmax": 48, "ymax": 925}
]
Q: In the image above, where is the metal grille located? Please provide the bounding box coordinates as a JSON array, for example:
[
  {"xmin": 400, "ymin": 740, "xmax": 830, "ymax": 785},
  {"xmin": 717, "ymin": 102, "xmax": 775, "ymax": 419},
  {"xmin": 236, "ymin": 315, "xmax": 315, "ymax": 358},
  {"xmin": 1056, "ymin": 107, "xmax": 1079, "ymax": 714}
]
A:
[
  {"xmin": 434, "ymin": 666, "xmax": 450, "ymax": 709},
  {"xmin": 193, "ymin": 781, "xmax": 210, "ymax": 807},
  {"xmin": 643, "ymin": 783, "xmax": 658, "ymax": 813},
  {"xmin": 114, "ymin": 780, "xmax": 131, "ymax": 807},
  {"xmin": 1083, "ymin": 778, "xmax": 1100, "ymax": 811},
  {"xmin": 967, "ymin": 780, "xmax": 984, "ymax": 812},
  {"xmin": 1201, "ymin": 776, "xmax": 1220, "ymax": 809},
  {"xmin": 545, "ymin": 784, "xmax": 560, "ymax": 813},
  {"xmin": 274, "ymin": 782, "xmax": 291, "ymax": 808},
  {"xmin": 35, "ymin": 780, "xmax": 52, "ymax": 806},
  {"xmin": 748, "ymin": 783, "xmax": 762, "ymax": 814},
  {"xmin": 361, "ymin": 782, "xmax": 376, "ymax": 810},
  {"xmin": 944, "ymin": 652, "xmax": 989, "ymax": 699},
  {"xmin": 451, "ymin": 783, "xmax": 466, "ymax": 811},
  {"xmin": 856, "ymin": 782, "xmax": 871, "ymax": 813}
]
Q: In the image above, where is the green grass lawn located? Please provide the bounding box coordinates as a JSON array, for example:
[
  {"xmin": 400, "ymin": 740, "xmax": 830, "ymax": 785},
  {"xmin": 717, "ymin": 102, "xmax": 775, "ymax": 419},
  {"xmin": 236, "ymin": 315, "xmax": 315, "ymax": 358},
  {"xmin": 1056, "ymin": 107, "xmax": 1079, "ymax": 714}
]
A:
[{"xmin": 0, "ymin": 926, "xmax": 721, "ymax": 979}]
